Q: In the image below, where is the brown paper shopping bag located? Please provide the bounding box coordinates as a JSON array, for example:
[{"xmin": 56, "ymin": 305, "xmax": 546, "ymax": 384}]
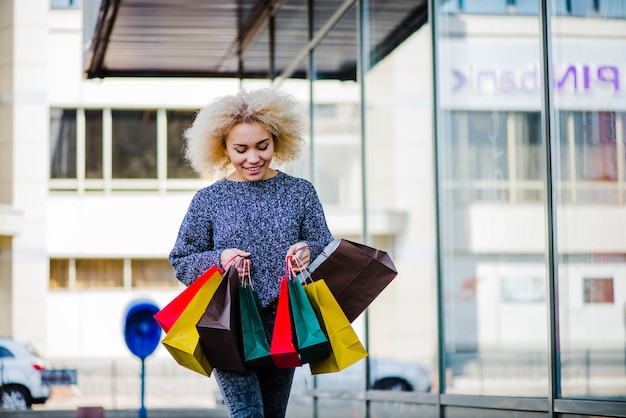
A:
[
  {"xmin": 307, "ymin": 239, "xmax": 398, "ymax": 322},
  {"xmin": 196, "ymin": 266, "xmax": 245, "ymax": 373}
]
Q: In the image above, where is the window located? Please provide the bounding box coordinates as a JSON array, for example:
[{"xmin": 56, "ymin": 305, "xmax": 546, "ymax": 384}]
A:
[
  {"xmin": 132, "ymin": 259, "xmax": 178, "ymax": 288},
  {"xmin": 50, "ymin": 258, "xmax": 178, "ymax": 289},
  {"xmin": 445, "ymin": 111, "xmax": 542, "ymax": 203},
  {"xmin": 111, "ymin": 110, "xmax": 157, "ymax": 179},
  {"xmin": 50, "ymin": 259, "xmax": 69, "ymax": 289},
  {"xmin": 85, "ymin": 110, "xmax": 103, "ymax": 179},
  {"xmin": 166, "ymin": 110, "xmax": 197, "ymax": 179},
  {"xmin": 583, "ymin": 278, "xmax": 615, "ymax": 304},
  {"xmin": 76, "ymin": 259, "xmax": 123, "ymax": 288},
  {"xmin": 50, "ymin": 108, "xmax": 77, "ymax": 179},
  {"xmin": 49, "ymin": 107, "xmax": 205, "ymax": 191}
]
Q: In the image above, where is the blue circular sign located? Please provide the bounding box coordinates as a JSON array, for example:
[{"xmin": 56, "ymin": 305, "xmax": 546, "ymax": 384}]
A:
[{"xmin": 123, "ymin": 299, "xmax": 161, "ymax": 360}]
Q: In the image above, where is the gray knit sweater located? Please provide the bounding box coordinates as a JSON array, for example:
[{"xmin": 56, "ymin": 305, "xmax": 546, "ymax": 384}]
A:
[{"xmin": 169, "ymin": 171, "xmax": 334, "ymax": 307}]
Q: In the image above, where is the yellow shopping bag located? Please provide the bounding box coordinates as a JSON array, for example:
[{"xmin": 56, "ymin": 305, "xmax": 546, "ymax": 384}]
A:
[
  {"xmin": 303, "ymin": 278, "xmax": 368, "ymax": 374},
  {"xmin": 161, "ymin": 267, "xmax": 223, "ymax": 377}
]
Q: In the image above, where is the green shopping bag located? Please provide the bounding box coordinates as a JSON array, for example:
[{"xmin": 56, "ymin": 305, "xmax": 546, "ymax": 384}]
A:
[
  {"xmin": 288, "ymin": 258, "xmax": 330, "ymax": 364},
  {"xmin": 239, "ymin": 275, "xmax": 273, "ymax": 368}
]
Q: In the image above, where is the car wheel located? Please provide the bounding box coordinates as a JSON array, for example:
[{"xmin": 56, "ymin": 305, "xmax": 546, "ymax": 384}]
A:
[
  {"xmin": 372, "ymin": 377, "xmax": 412, "ymax": 391},
  {"xmin": 1, "ymin": 385, "xmax": 31, "ymax": 410}
]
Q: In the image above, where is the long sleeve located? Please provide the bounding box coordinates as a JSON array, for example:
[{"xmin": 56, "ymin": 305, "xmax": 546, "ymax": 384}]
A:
[{"xmin": 169, "ymin": 192, "xmax": 222, "ymax": 286}]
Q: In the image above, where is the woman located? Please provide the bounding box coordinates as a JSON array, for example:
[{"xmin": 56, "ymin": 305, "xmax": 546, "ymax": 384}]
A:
[{"xmin": 169, "ymin": 88, "xmax": 334, "ymax": 417}]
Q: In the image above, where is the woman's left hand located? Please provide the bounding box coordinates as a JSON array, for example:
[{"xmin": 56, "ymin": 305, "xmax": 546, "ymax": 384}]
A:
[{"xmin": 287, "ymin": 242, "xmax": 311, "ymax": 272}]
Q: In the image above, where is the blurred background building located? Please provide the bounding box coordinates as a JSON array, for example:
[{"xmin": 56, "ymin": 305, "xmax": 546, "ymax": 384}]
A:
[{"xmin": 0, "ymin": 0, "xmax": 625, "ymax": 416}]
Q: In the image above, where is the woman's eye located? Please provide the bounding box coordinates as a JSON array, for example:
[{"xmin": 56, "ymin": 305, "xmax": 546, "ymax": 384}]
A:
[
  {"xmin": 235, "ymin": 148, "xmax": 246, "ymax": 153},
  {"xmin": 258, "ymin": 145, "xmax": 268, "ymax": 151}
]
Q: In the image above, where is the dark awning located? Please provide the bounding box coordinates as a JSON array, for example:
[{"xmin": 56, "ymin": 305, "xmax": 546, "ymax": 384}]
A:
[{"xmin": 84, "ymin": 0, "xmax": 427, "ymax": 80}]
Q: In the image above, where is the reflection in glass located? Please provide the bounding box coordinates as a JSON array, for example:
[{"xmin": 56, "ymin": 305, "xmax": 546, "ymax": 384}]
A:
[
  {"xmin": 111, "ymin": 110, "xmax": 157, "ymax": 179},
  {"xmin": 50, "ymin": 108, "xmax": 77, "ymax": 179},
  {"xmin": 312, "ymin": 5, "xmax": 360, "ymax": 209},
  {"xmin": 312, "ymin": 4, "xmax": 362, "ymax": 393},
  {"xmin": 364, "ymin": 0, "xmax": 437, "ymax": 396},
  {"xmin": 435, "ymin": 6, "xmax": 548, "ymax": 396},
  {"xmin": 550, "ymin": 4, "xmax": 626, "ymax": 400}
]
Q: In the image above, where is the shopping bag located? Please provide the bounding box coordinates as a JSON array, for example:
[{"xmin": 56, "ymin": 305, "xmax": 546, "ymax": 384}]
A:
[
  {"xmin": 287, "ymin": 260, "xmax": 330, "ymax": 364},
  {"xmin": 303, "ymin": 278, "xmax": 368, "ymax": 374},
  {"xmin": 307, "ymin": 238, "xmax": 398, "ymax": 322},
  {"xmin": 270, "ymin": 275, "xmax": 301, "ymax": 368},
  {"xmin": 161, "ymin": 267, "xmax": 224, "ymax": 377},
  {"xmin": 196, "ymin": 266, "xmax": 245, "ymax": 372},
  {"xmin": 154, "ymin": 265, "xmax": 222, "ymax": 333},
  {"xmin": 239, "ymin": 275, "xmax": 273, "ymax": 368}
]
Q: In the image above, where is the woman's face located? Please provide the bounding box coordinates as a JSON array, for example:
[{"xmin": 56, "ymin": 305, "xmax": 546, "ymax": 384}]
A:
[{"xmin": 225, "ymin": 122, "xmax": 275, "ymax": 182}]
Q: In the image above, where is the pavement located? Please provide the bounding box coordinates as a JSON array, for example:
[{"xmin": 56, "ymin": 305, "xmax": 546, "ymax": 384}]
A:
[{"xmin": 0, "ymin": 407, "xmax": 229, "ymax": 418}]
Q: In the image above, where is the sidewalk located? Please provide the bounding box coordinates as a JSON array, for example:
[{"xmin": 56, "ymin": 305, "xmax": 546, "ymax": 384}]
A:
[{"xmin": 0, "ymin": 407, "xmax": 229, "ymax": 418}]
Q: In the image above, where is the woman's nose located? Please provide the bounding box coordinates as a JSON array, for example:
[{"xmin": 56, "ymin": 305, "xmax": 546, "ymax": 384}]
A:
[{"xmin": 247, "ymin": 150, "xmax": 261, "ymax": 163}]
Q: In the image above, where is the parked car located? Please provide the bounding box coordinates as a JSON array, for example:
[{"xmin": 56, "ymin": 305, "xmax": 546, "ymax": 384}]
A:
[
  {"xmin": 293, "ymin": 357, "xmax": 433, "ymax": 393},
  {"xmin": 0, "ymin": 337, "xmax": 50, "ymax": 410}
]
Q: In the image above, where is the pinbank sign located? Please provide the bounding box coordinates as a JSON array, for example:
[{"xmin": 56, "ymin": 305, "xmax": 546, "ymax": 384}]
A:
[{"xmin": 439, "ymin": 40, "xmax": 626, "ymax": 111}]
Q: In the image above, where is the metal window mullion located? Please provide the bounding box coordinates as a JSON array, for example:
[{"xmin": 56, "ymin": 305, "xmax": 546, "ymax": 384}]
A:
[
  {"xmin": 103, "ymin": 108, "xmax": 113, "ymax": 194},
  {"xmin": 357, "ymin": 1, "xmax": 371, "ymax": 416},
  {"xmin": 430, "ymin": 1, "xmax": 446, "ymax": 418},
  {"xmin": 539, "ymin": 2, "xmax": 561, "ymax": 417}
]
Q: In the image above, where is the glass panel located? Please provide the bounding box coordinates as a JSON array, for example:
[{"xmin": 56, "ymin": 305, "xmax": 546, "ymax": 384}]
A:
[
  {"xmin": 131, "ymin": 259, "xmax": 178, "ymax": 288},
  {"xmin": 50, "ymin": 108, "xmax": 77, "ymax": 179},
  {"xmin": 445, "ymin": 406, "xmax": 546, "ymax": 418},
  {"xmin": 49, "ymin": 258, "xmax": 69, "ymax": 289},
  {"xmin": 166, "ymin": 110, "xmax": 197, "ymax": 179},
  {"xmin": 435, "ymin": 3, "xmax": 549, "ymax": 396},
  {"xmin": 371, "ymin": 402, "xmax": 438, "ymax": 418},
  {"xmin": 316, "ymin": 399, "xmax": 363, "ymax": 418},
  {"xmin": 312, "ymin": 4, "xmax": 360, "ymax": 208},
  {"xmin": 275, "ymin": 0, "xmax": 308, "ymax": 79},
  {"xmin": 549, "ymin": 0, "xmax": 626, "ymax": 401},
  {"xmin": 243, "ymin": 23, "xmax": 270, "ymax": 79},
  {"xmin": 75, "ymin": 259, "xmax": 123, "ymax": 288},
  {"xmin": 364, "ymin": 0, "xmax": 437, "ymax": 397},
  {"xmin": 85, "ymin": 109, "xmax": 103, "ymax": 179},
  {"xmin": 50, "ymin": 0, "xmax": 81, "ymax": 9},
  {"xmin": 312, "ymin": 3, "xmax": 363, "ymax": 394},
  {"xmin": 111, "ymin": 110, "xmax": 157, "ymax": 179}
]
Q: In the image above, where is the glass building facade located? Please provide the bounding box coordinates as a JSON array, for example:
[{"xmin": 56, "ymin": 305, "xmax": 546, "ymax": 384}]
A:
[{"xmin": 224, "ymin": 0, "xmax": 625, "ymax": 416}]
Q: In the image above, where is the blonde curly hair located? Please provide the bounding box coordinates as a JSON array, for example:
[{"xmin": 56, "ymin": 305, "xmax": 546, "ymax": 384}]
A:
[{"xmin": 183, "ymin": 88, "xmax": 305, "ymax": 176}]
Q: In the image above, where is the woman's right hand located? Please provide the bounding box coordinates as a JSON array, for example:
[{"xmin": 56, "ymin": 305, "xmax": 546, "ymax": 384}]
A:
[{"xmin": 221, "ymin": 248, "xmax": 252, "ymax": 276}]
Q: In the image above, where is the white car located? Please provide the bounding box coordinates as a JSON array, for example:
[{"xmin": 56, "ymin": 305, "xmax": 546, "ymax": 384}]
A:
[
  {"xmin": 293, "ymin": 357, "xmax": 433, "ymax": 392},
  {"xmin": 0, "ymin": 337, "xmax": 51, "ymax": 410}
]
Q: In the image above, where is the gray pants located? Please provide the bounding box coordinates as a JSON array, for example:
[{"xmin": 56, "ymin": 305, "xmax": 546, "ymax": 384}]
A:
[{"xmin": 214, "ymin": 365, "xmax": 295, "ymax": 418}]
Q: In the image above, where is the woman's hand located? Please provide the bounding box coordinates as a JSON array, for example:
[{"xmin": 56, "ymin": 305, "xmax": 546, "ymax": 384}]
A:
[
  {"xmin": 287, "ymin": 242, "xmax": 311, "ymax": 272},
  {"xmin": 221, "ymin": 248, "xmax": 251, "ymax": 276}
]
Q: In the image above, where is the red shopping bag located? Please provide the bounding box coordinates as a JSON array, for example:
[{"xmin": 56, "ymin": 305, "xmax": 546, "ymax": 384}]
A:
[
  {"xmin": 270, "ymin": 275, "xmax": 301, "ymax": 368},
  {"xmin": 154, "ymin": 265, "xmax": 222, "ymax": 333}
]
